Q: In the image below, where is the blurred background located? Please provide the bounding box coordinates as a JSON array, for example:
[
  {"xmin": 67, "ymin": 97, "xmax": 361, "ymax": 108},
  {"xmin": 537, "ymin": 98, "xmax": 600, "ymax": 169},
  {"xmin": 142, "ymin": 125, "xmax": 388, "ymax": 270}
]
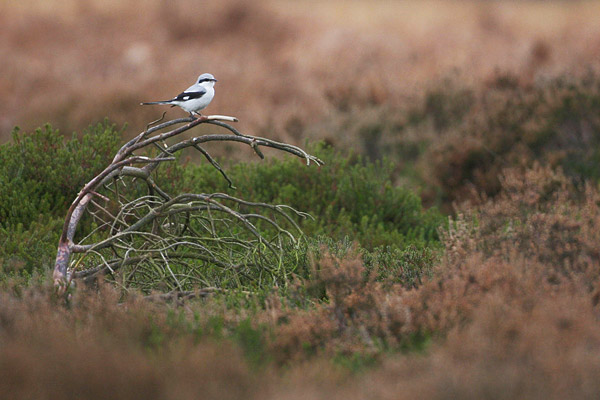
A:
[{"xmin": 2, "ymin": 0, "xmax": 600, "ymax": 141}]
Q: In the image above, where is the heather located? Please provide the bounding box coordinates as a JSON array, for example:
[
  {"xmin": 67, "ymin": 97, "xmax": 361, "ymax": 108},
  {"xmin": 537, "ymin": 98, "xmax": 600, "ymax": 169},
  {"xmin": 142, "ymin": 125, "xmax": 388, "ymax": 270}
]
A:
[{"xmin": 2, "ymin": 0, "xmax": 600, "ymax": 399}]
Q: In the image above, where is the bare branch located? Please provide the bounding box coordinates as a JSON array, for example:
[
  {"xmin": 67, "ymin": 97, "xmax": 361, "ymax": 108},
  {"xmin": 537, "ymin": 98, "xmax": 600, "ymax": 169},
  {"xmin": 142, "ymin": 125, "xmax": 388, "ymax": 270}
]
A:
[
  {"xmin": 194, "ymin": 144, "xmax": 236, "ymax": 189},
  {"xmin": 54, "ymin": 114, "xmax": 320, "ymax": 294}
]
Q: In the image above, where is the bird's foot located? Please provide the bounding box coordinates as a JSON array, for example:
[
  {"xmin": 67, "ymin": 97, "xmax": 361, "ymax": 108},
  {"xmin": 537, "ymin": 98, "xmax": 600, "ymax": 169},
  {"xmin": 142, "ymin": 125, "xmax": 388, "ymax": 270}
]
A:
[{"xmin": 192, "ymin": 112, "xmax": 209, "ymax": 121}]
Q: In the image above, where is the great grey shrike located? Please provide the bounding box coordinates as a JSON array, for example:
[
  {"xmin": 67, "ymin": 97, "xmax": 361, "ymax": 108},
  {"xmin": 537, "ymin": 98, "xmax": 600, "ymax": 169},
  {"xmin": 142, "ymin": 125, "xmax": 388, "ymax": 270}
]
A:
[{"xmin": 141, "ymin": 73, "xmax": 217, "ymax": 117}]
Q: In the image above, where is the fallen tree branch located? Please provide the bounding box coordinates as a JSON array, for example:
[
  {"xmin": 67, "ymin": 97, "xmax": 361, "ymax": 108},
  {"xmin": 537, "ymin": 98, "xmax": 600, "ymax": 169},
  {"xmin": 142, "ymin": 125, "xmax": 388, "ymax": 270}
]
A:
[{"xmin": 53, "ymin": 115, "xmax": 322, "ymax": 294}]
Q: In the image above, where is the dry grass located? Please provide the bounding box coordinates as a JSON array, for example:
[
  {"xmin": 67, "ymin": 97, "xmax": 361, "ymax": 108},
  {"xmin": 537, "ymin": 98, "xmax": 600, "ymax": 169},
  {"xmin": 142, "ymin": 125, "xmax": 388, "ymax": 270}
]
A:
[
  {"xmin": 3, "ymin": 165, "xmax": 600, "ymax": 399},
  {"xmin": 0, "ymin": 284, "xmax": 260, "ymax": 400},
  {"xmin": 2, "ymin": 0, "xmax": 600, "ymax": 146}
]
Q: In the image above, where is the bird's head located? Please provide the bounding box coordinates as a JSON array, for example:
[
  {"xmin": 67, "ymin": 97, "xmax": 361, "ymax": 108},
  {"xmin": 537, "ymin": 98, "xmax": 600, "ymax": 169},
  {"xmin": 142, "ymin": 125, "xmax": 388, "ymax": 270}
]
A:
[{"xmin": 197, "ymin": 73, "xmax": 217, "ymax": 88}]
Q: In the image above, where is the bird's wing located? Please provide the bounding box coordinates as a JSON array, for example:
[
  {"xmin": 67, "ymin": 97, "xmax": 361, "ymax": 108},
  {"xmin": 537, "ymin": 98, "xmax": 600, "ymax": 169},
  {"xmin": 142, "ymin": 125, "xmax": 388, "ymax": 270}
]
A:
[{"xmin": 171, "ymin": 87, "xmax": 207, "ymax": 102}]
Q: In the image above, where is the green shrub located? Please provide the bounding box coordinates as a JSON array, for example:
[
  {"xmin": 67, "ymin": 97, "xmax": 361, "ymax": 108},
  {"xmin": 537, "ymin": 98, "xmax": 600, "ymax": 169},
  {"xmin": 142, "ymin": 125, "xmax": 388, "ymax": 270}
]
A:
[
  {"xmin": 1, "ymin": 122, "xmax": 442, "ymax": 291},
  {"xmin": 0, "ymin": 121, "xmax": 122, "ymax": 227},
  {"xmin": 179, "ymin": 143, "xmax": 444, "ymax": 250},
  {"xmin": 0, "ymin": 121, "xmax": 122, "ymax": 272},
  {"xmin": 0, "ymin": 216, "xmax": 62, "ymax": 273},
  {"xmin": 305, "ymin": 236, "xmax": 438, "ymax": 291}
]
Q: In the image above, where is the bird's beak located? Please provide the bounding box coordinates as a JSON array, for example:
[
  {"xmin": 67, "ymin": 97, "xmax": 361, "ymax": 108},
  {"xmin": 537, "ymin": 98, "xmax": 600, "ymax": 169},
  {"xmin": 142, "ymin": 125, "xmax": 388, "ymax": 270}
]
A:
[{"xmin": 213, "ymin": 79, "xmax": 218, "ymax": 82}]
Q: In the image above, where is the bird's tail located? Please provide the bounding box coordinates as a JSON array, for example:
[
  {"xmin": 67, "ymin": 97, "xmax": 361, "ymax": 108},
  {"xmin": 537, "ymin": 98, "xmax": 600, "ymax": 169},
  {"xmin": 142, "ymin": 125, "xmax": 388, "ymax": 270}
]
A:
[{"xmin": 140, "ymin": 100, "xmax": 172, "ymax": 105}]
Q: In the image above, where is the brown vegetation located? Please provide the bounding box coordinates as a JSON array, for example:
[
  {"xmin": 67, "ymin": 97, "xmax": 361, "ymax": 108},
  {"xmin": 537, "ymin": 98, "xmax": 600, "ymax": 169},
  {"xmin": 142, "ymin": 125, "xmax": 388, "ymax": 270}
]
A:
[
  {"xmin": 3, "ymin": 166, "xmax": 600, "ymax": 399},
  {"xmin": 2, "ymin": 0, "xmax": 600, "ymax": 146}
]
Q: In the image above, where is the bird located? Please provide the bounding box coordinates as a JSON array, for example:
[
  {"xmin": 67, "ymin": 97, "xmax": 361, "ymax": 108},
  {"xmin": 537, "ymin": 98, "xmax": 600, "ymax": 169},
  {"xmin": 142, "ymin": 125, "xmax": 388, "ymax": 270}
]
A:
[{"xmin": 140, "ymin": 73, "xmax": 217, "ymax": 117}]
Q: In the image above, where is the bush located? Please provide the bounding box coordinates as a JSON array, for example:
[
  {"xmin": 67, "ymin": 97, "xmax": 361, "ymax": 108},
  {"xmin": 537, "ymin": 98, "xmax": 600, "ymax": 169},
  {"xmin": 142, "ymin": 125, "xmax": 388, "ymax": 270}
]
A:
[
  {"xmin": 309, "ymin": 73, "xmax": 600, "ymax": 211},
  {"xmin": 0, "ymin": 121, "xmax": 122, "ymax": 227},
  {"xmin": 430, "ymin": 75, "xmax": 597, "ymax": 200},
  {"xmin": 1, "ymin": 123, "xmax": 442, "ymax": 291},
  {"xmin": 179, "ymin": 143, "xmax": 444, "ymax": 250},
  {"xmin": 420, "ymin": 73, "xmax": 600, "ymax": 206},
  {"xmin": 0, "ymin": 121, "xmax": 122, "ymax": 273}
]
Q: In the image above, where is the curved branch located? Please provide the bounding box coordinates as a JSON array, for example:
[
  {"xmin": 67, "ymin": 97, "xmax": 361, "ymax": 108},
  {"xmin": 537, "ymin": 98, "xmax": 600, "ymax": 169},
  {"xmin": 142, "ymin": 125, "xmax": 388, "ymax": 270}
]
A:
[{"xmin": 54, "ymin": 114, "xmax": 320, "ymax": 292}]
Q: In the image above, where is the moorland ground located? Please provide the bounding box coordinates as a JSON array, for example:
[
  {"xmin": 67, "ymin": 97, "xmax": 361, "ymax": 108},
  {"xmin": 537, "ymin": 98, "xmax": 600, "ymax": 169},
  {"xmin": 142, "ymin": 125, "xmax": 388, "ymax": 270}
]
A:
[{"xmin": 2, "ymin": 1, "xmax": 600, "ymax": 399}]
